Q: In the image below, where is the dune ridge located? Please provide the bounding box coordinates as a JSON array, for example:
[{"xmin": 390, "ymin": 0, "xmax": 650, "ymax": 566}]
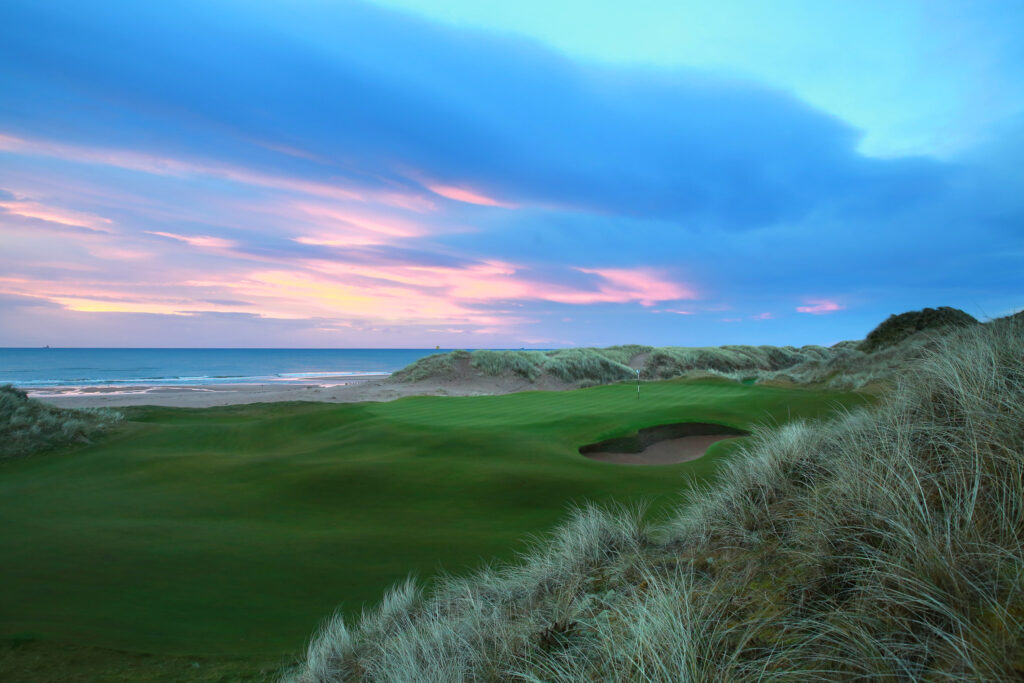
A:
[
  {"xmin": 30, "ymin": 308, "xmax": 979, "ymax": 411},
  {"xmin": 388, "ymin": 308, "xmax": 978, "ymax": 393}
]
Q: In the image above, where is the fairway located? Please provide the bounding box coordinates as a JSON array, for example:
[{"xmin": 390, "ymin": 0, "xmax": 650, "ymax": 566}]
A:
[{"xmin": 0, "ymin": 379, "xmax": 869, "ymax": 659}]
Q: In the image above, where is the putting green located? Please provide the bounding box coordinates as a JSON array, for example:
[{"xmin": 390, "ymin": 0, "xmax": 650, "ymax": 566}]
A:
[{"xmin": 0, "ymin": 379, "xmax": 869, "ymax": 658}]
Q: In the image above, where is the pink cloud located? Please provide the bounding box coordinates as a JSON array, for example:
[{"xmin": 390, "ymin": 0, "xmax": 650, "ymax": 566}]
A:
[
  {"xmin": 721, "ymin": 317, "xmax": 743, "ymax": 323},
  {"xmin": 572, "ymin": 267, "xmax": 697, "ymax": 306},
  {"xmin": 751, "ymin": 312, "xmax": 774, "ymax": 320},
  {"xmin": 427, "ymin": 183, "xmax": 516, "ymax": 208},
  {"xmin": 796, "ymin": 299, "xmax": 843, "ymax": 315},
  {"xmin": 660, "ymin": 308, "xmax": 695, "ymax": 315},
  {"xmin": 50, "ymin": 297, "xmax": 196, "ymax": 316},
  {"xmin": 254, "ymin": 140, "xmax": 333, "ymax": 165},
  {"xmin": 0, "ymin": 191, "xmax": 702, "ymax": 338},
  {"xmin": 287, "ymin": 202, "xmax": 426, "ymax": 247},
  {"xmin": 147, "ymin": 231, "xmax": 236, "ymax": 249},
  {"xmin": 0, "ymin": 198, "xmax": 113, "ymax": 233},
  {"xmin": 304, "ymin": 260, "xmax": 519, "ymax": 294},
  {"xmin": 0, "ymin": 281, "xmax": 265, "ymax": 318},
  {"xmin": 176, "ymin": 262, "xmax": 697, "ymax": 330},
  {"xmin": 331, "ymin": 263, "xmax": 695, "ymax": 308},
  {"xmin": 212, "ymin": 268, "xmax": 515, "ymax": 325},
  {"xmin": 0, "ymin": 132, "xmax": 436, "ymax": 211},
  {"xmin": 87, "ymin": 246, "xmax": 152, "ymax": 261}
]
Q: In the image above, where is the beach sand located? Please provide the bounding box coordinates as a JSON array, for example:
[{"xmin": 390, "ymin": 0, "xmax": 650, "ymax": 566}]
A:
[{"xmin": 29, "ymin": 372, "xmax": 574, "ymax": 409}]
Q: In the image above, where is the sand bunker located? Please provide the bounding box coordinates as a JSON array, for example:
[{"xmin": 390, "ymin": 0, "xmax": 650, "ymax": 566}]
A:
[{"xmin": 580, "ymin": 422, "xmax": 747, "ymax": 465}]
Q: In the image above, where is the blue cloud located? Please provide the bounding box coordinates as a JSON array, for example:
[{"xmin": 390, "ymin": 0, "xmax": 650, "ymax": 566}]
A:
[{"xmin": 0, "ymin": 0, "xmax": 952, "ymax": 229}]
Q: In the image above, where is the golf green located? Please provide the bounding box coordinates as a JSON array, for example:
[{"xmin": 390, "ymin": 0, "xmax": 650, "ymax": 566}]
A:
[{"xmin": 0, "ymin": 379, "xmax": 869, "ymax": 658}]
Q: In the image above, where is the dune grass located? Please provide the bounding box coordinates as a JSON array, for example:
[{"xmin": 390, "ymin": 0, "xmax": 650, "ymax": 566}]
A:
[
  {"xmin": 394, "ymin": 347, "xmax": 643, "ymax": 386},
  {"xmin": 385, "ymin": 308, "xmax": 992, "ymax": 394},
  {"xmin": 0, "ymin": 384, "xmax": 122, "ymax": 459},
  {"xmin": 641, "ymin": 344, "xmax": 835, "ymax": 380},
  {"xmin": 387, "ymin": 342, "xmax": 877, "ymax": 391},
  {"xmin": 388, "ymin": 350, "xmax": 470, "ymax": 383},
  {"xmin": 470, "ymin": 350, "xmax": 547, "ymax": 381},
  {"xmin": 291, "ymin": 316, "xmax": 1024, "ymax": 681},
  {"xmin": 0, "ymin": 379, "xmax": 865, "ymax": 673},
  {"xmin": 859, "ymin": 305, "xmax": 978, "ymax": 352}
]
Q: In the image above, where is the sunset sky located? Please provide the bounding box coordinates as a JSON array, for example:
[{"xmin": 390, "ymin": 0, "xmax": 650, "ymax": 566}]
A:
[{"xmin": 1, "ymin": 0, "xmax": 1022, "ymax": 348}]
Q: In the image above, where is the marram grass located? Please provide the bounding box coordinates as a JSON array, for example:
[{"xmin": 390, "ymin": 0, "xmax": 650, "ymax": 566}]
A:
[
  {"xmin": 385, "ymin": 326, "xmax": 953, "ymax": 393},
  {"xmin": 0, "ymin": 384, "xmax": 122, "ymax": 459},
  {"xmin": 291, "ymin": 315, "xmax": 1024, "ymax": 681}
]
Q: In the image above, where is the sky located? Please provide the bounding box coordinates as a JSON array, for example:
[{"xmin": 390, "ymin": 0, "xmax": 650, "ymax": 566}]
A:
[{"xmin": 0, "ymin": 0, "xmax": 1022, "ymax": 348}]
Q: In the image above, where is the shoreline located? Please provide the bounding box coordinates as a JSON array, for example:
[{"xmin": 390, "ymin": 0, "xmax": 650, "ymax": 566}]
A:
[
  {"xmin": 26, "ymin": 372, "xmax": 563, "ymax": 408},
  {"xmin": 26, "ymin": 376, "xmax": 391, "ymax": 408}
]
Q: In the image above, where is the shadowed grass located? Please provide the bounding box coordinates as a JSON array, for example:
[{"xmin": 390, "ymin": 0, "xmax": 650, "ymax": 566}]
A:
[{"xmin": 0, "ymin": 639, "xmax": 283, "ymax": 682}]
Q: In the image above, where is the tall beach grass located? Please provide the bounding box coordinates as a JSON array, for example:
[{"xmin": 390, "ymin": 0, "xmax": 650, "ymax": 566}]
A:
[
  {"xmin": 0, "ymin": 384, "xmax": 122, "ymax": 459},
  {"xmin": 392, "ymin": 347, "xmax": 643, "ymax": 387},
  {"xmin": 386, "ymin": 308, "xmax": 985, "ymax": 392}
]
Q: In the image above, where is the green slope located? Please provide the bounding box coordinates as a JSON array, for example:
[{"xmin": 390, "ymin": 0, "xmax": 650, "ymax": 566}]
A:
[{"xmin": 0, "ymin": 379, "xmax": 868, "ymax": 659}]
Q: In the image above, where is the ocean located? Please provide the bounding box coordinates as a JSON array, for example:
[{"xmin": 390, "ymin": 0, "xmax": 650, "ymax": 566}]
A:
[{"xmin": 0, "ymin": 348, "xmax": 453, "ymax": 389}]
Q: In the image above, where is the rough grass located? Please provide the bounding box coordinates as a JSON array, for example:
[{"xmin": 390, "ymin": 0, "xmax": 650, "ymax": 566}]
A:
[
  {"xmin": 388, "ymin": 342, "xmax": 911, "ymax": 392},
  {"xmin": 0, "ymin": 384, "xmax": 121, "ymax": 459},
  {"xmin": 385, "ymin": 310, "xmax": 996, "ymax": 393},
  {"xmin": 290, "ymin": 315, "xmax": 1024, "ymax": 681},
  {"xmin": 391, "ymin": 348, "xmax": 642, "ymax": 387},
  {"xmin": 388, "ymin": 350, "xmax": 470, "ymax": 382},
  {"xmin": 542, "ymin": 349, "xmax": 638, "ymax": 385},
  {"xmin": 859, "ymin": 305, "xmax": 979, "ymax": 352},
  {"xmin": 470, "ymin": 350, "xmax": 547, "ymax": 382},
  {"xmin": 747, "ymin": 333, "xmax": 937, "ymax": 390},
  {"xmin": 642, "ymin": 344, "xmax": 835, "ymax": 380},
  {"xmin": 383, "ymin": 336, "xmax": 937, "ymax": 393}
]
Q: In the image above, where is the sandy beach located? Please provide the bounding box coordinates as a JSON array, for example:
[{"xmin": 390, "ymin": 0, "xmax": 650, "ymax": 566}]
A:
[{"xmin": 27, "ymin": 371, "xmax": 573, "ymax": 409}]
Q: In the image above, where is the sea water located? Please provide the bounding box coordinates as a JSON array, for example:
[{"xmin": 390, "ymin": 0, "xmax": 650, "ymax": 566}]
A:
[{"xmin": 0, "ymin": 348, "xmax": 453, "ymax": 389}]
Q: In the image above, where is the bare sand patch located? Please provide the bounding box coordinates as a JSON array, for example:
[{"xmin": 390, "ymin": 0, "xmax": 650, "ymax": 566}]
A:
[
  {"xmin": 583, "ymin": 434, "xmax": 741, "ymax": 465},
  {"xmin": 580, "ymin": 422, "xmax": 747, "ymax": 465}
]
